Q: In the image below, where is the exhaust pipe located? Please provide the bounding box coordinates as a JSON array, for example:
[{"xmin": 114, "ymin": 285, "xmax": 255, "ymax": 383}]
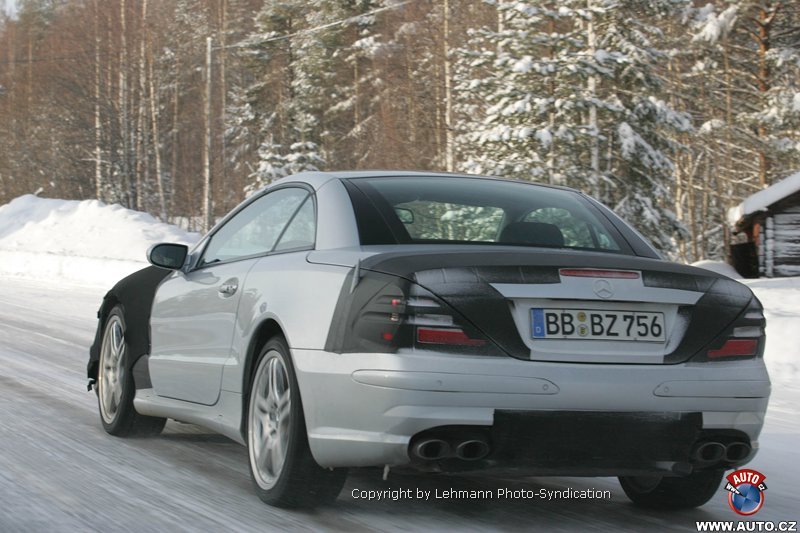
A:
[
  {"xmin": 691, "ymin": 441, "xmax": 725, "ymax": 465},
  {"xmin": 725, "ymin": 442, "xmax": 752, "ymax": 463},
  {"xmin": 410, "ymin": 439, "xmax": 451, "ymax": 461},
  {"xmin": 454, "ymin": 439, "xmax": 491, "ymax": 461}
]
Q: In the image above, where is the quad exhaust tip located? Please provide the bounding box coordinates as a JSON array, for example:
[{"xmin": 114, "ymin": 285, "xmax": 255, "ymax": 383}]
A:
[
  {"xmin": 411, "ymin": 439, "xmax": 451, "ymax": 461},
  {"xmin": 455, "ymin": 439, "xmax": 491, "ymax": 461},
  {"xmin": 410, "ymin": 434, "xmax": 492, "ymax": 462},
  {"xmin": 725, "ymin": 442, "xmax": 752, "ymax": 463},
  {"xmin": 692, "ymin": 442, "xmax": 726, "ymax": 465},
  {"xmin": 691, "ymin": 441, "xmax": 752, "ymax": 466}
]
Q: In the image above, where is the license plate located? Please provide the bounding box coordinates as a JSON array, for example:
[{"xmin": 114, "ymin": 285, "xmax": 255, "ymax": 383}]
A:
[{"xmin": 531, "ymin": 308, "xmax": 665, "ymax": 342}]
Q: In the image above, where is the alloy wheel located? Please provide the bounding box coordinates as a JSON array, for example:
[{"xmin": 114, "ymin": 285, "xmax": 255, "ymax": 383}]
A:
[
  {"xmin": 99, "ymin": 315, "xmax": 125, "ymax": 424},
  {"xmin": 248, "ymin": 351, "xmax": 292, "ymax": 489}
]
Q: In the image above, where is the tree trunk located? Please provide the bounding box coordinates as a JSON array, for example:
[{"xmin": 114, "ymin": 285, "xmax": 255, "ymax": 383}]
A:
[
  {"xmin": 433, "ymin": 61, "xmax": 442, "ymax": 165},
  {"xmin": 170, "ymin": 48, "xmax": 180, "ymax": 218},
  {"xmin": 202, "ymin": 36, "xmax": 213, "ymax": 232},
  {"xmin": 405, "ymin": 41, "xmax": 417, "ymax": 147},
  {"xmin": 218, "ymin": 0, "xmax": 229, "ymax": 207},
  {"xmin": 755, "ymin": 3, "xmax": 778, "ymax": 188},
  {"xmin": 586, "ymin": 0, "xmax": 600, "ymax": 196},
  {"xmin": 701, "ymin": 154, "xmax": 711, "ymax": 259},
  {"xmin": 443, "ymin": 0, "xmax": 454, "ymax": 172},
  {"xmin": 135, "ymin": 0, "xmax": 149, "ymax": 212},
  {"xmin": 6, "ymin": 15, "xmax": 17, "ymax": 190},
  {"xmin": 147, "ymin": 16, "xmax": 166, "ymax": 220},
  {"xmin": 722, "ymin": 31, "xmax": 734, "ymax": 258},
  {"xmin": 546, "ymin": 15, "xmax": 556, "ymax": 184},
  {"xmin": 688, "ymin": 151, "xmax": 698, "ymax": 261},
  {"xmin": 354, "ymin": 54, "xmax": 360, "ymax": 141},
  {"xmin": 119, "ymin": 0, "xmax": 131, "ymax": 207},
  {"xmin": 93, "ymin": 0, "xmax": 104, "ymax": 201}
]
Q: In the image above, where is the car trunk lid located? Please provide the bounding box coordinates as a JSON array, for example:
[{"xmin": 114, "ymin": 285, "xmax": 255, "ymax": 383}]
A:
[{"xmin": 309, "ymin": 246, "xmax": 755, "ymax": 363}]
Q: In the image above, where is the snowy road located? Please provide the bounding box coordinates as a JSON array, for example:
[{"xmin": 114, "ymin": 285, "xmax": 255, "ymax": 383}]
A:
[{"xmin": 0, "ymin": 276, "xmax": 798, "ymax": 532}]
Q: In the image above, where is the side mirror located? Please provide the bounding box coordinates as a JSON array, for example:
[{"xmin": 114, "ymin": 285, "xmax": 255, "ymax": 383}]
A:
[{"xmin": 147, "ymin": 243, "xmax": 188, "ymax": 270}]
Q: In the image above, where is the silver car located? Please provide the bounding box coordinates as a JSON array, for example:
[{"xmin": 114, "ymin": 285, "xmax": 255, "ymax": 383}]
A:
[{"xmin": 87, "ymin": 171, "xmax": 770, "ymax": 509}]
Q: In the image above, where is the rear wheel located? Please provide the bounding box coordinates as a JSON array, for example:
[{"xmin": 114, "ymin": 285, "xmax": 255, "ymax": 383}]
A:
[
  {"xmin": 97, "ymin": 305, "xmax": 166, "ymax": 437},
  {"xmin": 247, "ymin": 336, "xmax": 346, "ymax": 507},
  {"xmin": 619, "ymin": 470, "xmax": 724, "ymax": 509}
]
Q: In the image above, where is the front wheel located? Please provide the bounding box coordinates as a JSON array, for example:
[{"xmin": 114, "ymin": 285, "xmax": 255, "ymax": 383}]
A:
[
  {"xmin": 247, "ymin": 336, "xmax": 346, "ymax": 507},
  {"xmin": 97, "ymin": 305, "xmax": 166, "ymax": 437},
  {"xmin": 619, "ymin": 469, "xmax": 724, "ymax": 509}
]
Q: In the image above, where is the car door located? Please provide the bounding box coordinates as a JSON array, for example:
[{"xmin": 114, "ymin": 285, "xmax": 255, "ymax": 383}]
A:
[{"xmin": 148, "ymin": 186, "xmax": 310, "ymax": 405}]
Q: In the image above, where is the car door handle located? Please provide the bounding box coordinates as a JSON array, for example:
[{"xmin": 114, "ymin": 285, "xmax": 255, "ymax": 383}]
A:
[{"xmin": 218, "ymin": 280, "xmax": 238, "ymax": 296}]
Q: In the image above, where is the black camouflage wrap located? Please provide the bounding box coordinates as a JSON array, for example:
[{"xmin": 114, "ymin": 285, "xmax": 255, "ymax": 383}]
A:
[{"xmin": 87, "ymin": 266, "xmax": 172, "ymax": 387}]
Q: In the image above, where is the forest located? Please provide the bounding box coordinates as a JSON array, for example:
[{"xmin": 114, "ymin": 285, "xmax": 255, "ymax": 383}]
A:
[{"xmin": 0, "ymin": 0, "xmax": 798, "ymax": 261}]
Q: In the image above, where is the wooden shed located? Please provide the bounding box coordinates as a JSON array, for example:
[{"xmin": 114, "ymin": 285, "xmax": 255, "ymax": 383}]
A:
[{"xmin": 728, "ymin": 171, "xmax": 800, "ymax": 278}]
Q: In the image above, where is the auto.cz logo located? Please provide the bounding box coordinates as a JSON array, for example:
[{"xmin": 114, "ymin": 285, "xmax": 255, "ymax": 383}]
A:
[{"xmin": 725, "ymin": 468, "xmax": 768, "ymax": 516}]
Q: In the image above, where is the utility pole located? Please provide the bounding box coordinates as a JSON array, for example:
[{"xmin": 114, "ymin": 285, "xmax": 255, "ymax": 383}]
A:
[{"xmin": 202, "ymin": 36, "xmax": 213, "ymax": 232}]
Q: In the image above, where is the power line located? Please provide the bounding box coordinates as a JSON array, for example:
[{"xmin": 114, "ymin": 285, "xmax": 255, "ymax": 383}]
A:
[
  {"xmin": 0, "ymin": 1, "xmax": 412, "ymax": 66},
  {"xmin": 0, "ymin": 53, "xmax": 97, "ymax": 65},
  {"xmin": 220, "ymin": 0, "xmax": 411, "ymax": 50}
]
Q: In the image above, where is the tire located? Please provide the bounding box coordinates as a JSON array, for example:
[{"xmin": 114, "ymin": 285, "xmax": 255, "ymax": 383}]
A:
[
  {"xmin": 97, "ymin": 305, "xmax": 166, "ymax": 437},
  {"xmin": 247, "ymin": 336, "xmax": 347, "ymax": 508},
  {"xmin": 619, "ymin": 469, "xmax": 724, "ymax": 509}
]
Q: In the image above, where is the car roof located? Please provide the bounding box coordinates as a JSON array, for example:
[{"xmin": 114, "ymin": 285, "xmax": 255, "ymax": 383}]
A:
[{"xmin": 267, "ymin": 170, "xmax": 578, "ymax": 194}]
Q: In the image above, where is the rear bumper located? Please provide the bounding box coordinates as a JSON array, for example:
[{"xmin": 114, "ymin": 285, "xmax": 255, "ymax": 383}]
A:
[{"xmin": 292, "ymin": 349, "xmax": 770, "ymax": 473}]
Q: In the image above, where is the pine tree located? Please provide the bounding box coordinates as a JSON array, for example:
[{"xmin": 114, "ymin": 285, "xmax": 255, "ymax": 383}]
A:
[
  {"xmin": 689, "ymin": 1, "xmax": 800, "ymax": 191},
  {"xmin": 227, "ymin": 0, "xmax": 334, "ymax": 193},
  {"xmin": 321, "ymin": 0, "xmax": 387, "ymax": 169},
  {"xmin": 667, "ymin": 1, "xmax": 800, "ymax": 260},
  {"xmin": 454, "ymin": 0, "xmax": 691, "ymax": 254}
]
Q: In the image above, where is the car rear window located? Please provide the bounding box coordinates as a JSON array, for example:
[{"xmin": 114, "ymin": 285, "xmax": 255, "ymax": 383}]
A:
[{"xmin": 344, "ymin": 176, "xmax": 629, "ymax": 253}]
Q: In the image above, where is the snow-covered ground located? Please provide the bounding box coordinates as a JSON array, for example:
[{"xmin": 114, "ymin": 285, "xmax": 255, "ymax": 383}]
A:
[{"xmin": 0, "ymin": 195, "xmax": 798, "ymax": 529}]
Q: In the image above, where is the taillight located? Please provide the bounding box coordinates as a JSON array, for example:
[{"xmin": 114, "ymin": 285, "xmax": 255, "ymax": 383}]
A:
[
  {"xmin": 325, "ymin": 269, "xmax": 504, "ymax": 356},
  {"xmin": 701, "ymin": 302, "xmax": 765, "ymax": 362},
  {"xmin": 708, "ymin": 339, "xmax": 758, "ymax": 359},
  {"xmin": 417, "ymin": 327, "xmax": 487, "ymax": 347}
]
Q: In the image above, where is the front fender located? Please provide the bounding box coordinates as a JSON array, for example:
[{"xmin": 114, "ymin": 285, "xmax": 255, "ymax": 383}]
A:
[{"xmin": 86, "ymin": 266, "xmax": 173, "ymax": 387}]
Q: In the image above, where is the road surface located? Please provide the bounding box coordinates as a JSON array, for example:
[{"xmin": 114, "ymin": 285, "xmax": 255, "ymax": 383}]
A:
[{"xmin": 0, "ymin": 276, "xmax": 797, "ymax": 532}]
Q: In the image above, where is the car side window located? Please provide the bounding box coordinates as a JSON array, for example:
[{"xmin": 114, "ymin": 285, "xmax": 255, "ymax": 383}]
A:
[
  {"xmin": 202, "ymin": 188, "xmax": 308, "ymax": 265},
  {"xmin": 524, "ymin": 207, "xmax": 620, "ymax": 251},
  {"xmin": 275, "ymin": 196, "xmax": 315, "ymax": 251}
]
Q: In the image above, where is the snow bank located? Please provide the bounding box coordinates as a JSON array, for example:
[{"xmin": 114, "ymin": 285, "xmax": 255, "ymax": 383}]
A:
[
  {"xmin": 691, "ymin": 260, "xmax": 741, "ymax": 279},
  {"xmin": 743, "ymin": 277, "xmax": 800, "ymax": 386},
  {"xmin": 0, "ymin": 195, "xmax": 199, "ymax": 287}
]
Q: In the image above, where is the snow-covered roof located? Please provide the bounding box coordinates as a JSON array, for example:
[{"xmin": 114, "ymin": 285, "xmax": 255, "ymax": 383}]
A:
[{"xmin": 728, "ymin": 170, "xmax": 800, "ymax": 227}]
